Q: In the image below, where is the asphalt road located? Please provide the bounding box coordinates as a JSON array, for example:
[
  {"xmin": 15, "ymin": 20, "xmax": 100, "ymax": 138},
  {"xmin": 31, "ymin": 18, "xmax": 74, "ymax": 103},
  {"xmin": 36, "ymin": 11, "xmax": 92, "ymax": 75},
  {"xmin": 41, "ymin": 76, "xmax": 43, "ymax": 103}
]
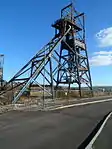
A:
[{"xmin": 0, "ymin": 100, "xmax": 112, "ymax": 149}]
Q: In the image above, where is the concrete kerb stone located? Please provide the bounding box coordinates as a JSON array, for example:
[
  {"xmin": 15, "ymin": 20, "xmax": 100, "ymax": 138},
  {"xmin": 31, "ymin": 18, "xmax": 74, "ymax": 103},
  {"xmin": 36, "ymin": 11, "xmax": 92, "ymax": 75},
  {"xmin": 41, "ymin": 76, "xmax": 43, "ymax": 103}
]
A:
[{"xmin": 1, "ymin": 95, "xmax": 112, "ymax": 114}]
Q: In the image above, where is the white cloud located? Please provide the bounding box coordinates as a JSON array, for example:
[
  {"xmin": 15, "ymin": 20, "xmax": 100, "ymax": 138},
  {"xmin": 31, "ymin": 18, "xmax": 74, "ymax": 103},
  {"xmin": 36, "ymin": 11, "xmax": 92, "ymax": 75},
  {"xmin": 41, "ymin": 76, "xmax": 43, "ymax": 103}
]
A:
[
  {"xmin": 94, "ymin": 51, "xmax": 112, "ymax": 55},
  {"xmin": 96, "ymin": 27, "xmax": 112, "ymax": 47},
  {"xmin": 90, "ymin": 51, "xmax": 112, "ymax": 66}
]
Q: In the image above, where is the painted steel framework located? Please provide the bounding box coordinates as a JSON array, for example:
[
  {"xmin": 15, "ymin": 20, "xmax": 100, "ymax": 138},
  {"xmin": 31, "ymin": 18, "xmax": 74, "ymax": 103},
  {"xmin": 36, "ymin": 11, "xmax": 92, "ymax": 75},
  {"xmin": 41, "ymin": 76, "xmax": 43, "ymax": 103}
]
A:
[{"xmin": 0, "ymin": 3, "xmax": 93, "ymax": 103}]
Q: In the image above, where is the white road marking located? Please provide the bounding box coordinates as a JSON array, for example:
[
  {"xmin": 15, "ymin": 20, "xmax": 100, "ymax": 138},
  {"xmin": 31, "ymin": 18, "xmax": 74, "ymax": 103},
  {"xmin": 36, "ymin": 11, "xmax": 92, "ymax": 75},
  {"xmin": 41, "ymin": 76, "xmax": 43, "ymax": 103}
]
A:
[
  {"xmin": 50, "ymin": 98, "xmax": 112, "ymax": 110},
  {"xmin": 85, "ymin": 112, "xmax": 112, "ymax": 149}
]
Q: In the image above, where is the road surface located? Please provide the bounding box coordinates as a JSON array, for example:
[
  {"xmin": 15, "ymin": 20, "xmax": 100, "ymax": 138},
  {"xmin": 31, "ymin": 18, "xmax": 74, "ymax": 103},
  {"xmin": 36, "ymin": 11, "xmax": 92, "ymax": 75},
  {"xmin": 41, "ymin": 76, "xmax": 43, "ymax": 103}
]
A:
[{"xmin": 0, "ymin": 100, "xmax": 112, "ymax": 149}]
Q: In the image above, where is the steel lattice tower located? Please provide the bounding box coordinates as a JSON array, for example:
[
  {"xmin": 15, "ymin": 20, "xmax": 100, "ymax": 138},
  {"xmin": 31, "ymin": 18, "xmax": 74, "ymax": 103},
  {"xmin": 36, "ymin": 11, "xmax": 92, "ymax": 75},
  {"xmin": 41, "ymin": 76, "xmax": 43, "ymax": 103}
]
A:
[
  {"xmin": 0, "ymin": 3, "xmax": 93, "ymax": 103},
  {"xmin": 54, "ymin": 4, "xmax": 93, "ymax": 96}
]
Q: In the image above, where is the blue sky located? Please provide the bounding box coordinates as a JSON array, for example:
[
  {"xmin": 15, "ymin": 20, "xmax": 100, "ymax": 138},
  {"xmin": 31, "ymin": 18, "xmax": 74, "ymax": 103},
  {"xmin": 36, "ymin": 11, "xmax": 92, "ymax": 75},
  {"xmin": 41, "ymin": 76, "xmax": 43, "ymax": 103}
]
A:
[{"xmin": 0, "ymin": 0, "xmax": 112, "ymax": 86}]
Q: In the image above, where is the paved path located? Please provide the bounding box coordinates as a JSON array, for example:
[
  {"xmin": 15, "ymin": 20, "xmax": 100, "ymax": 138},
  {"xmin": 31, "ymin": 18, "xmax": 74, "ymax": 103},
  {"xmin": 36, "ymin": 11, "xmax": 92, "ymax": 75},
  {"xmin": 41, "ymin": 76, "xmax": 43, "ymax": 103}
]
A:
[{"xmin": 0, "ymin": 100, "xmax": 112, "ymax": 149}]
